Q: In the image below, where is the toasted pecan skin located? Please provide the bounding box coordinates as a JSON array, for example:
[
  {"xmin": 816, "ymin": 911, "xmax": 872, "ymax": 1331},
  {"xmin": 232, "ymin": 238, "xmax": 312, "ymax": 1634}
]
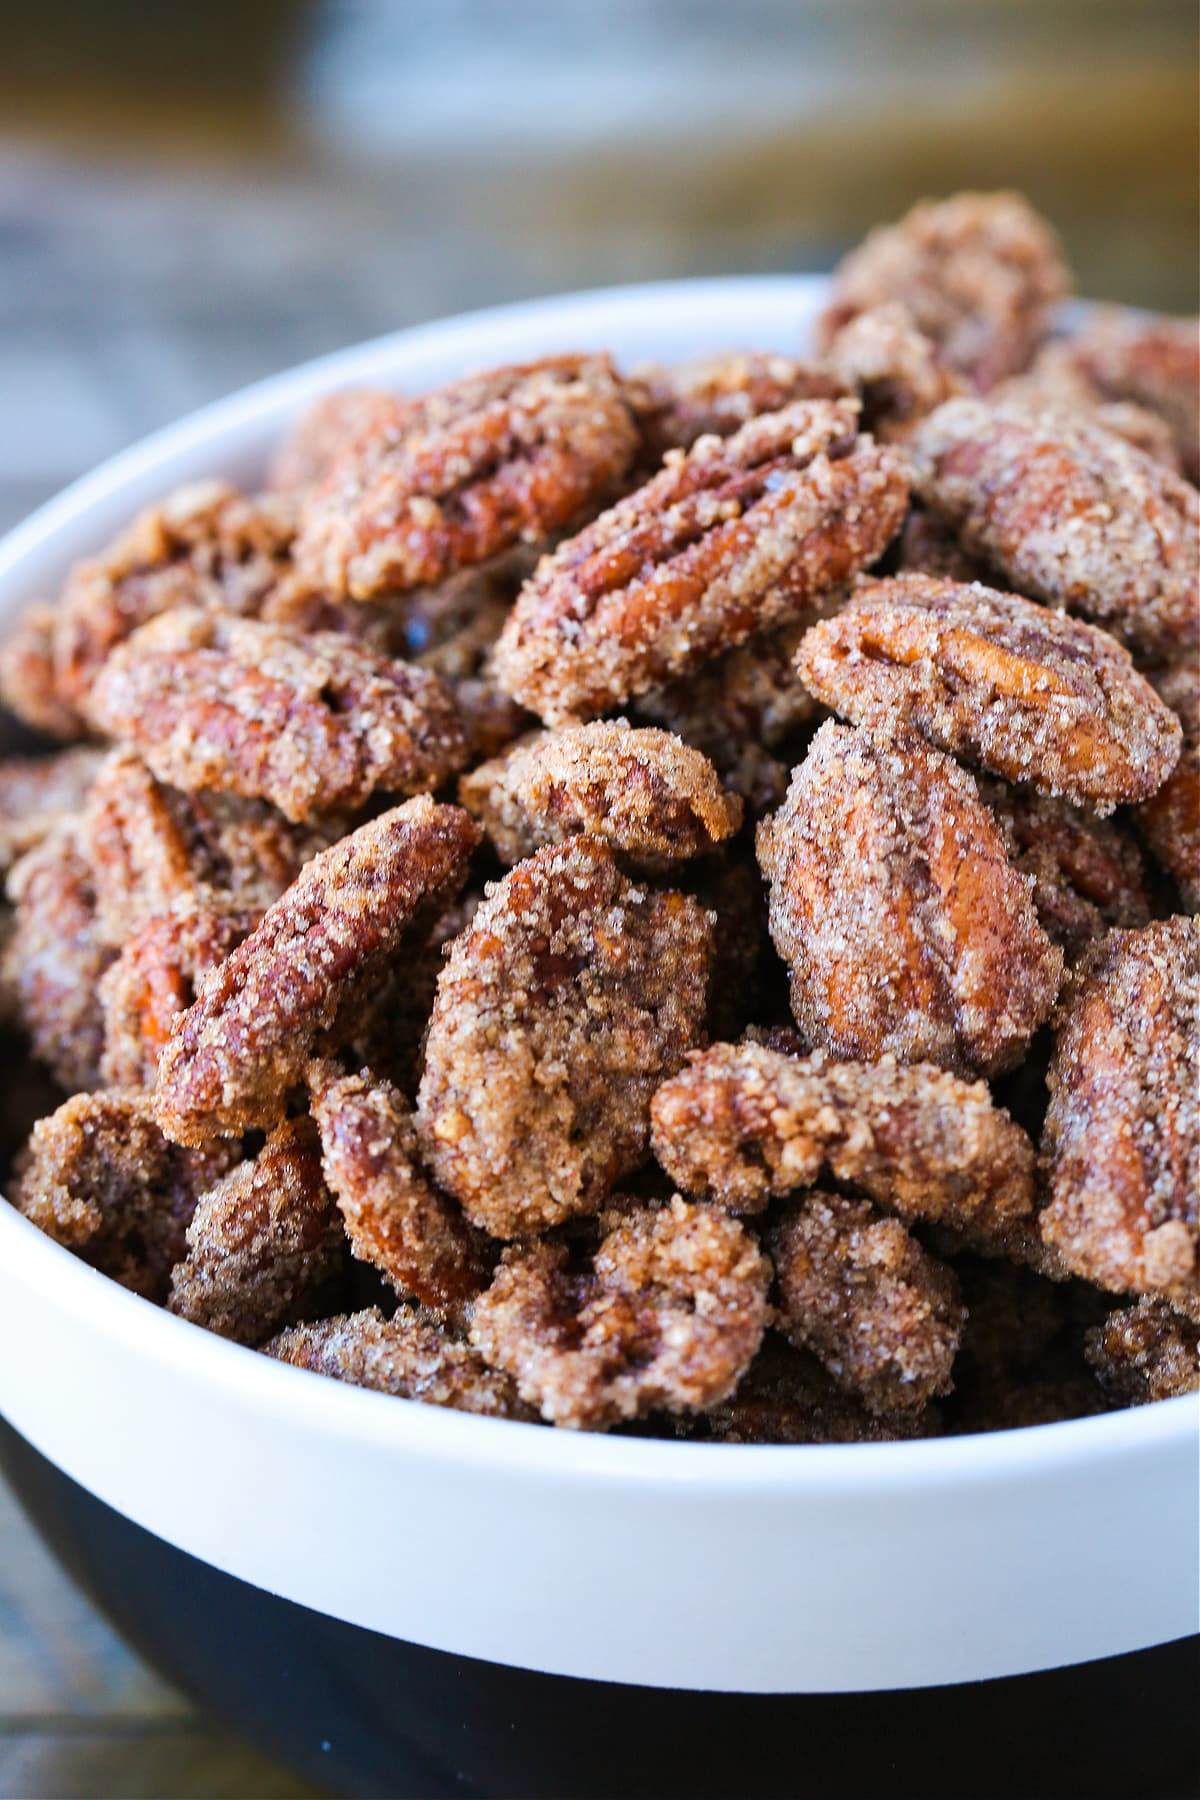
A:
[
  {"xmin": 416, "ymin": 836, "xmax": 712, "ymax": 1237},
  {"xmin": 154, "ymin": 799, "xmax": 480, "ymax": 1144},
  {"xmin": 1041, "ymin": 916, "xmax": 1199, "ymax": 1310},
  {"xmin": 756, "ymin": 721, "xmax": 1062, "ymax": 1076},
  {"xmin": 493, "ymin": 400, "xmax": 908, "ymax": 724},
  {"xmin": 911, "ymin": 398, "xmax": 1200, "ymax": 661},
  {"xmin": 796, "ymin": 574, "xmax": 1181, "ymax": 809},
  {"xmin": 294, "ymin": 356, "xmax": 637, "ymax": 600},
  {"xmin": 86, "ymin": 608, "xmax": 468, "ymax": 824}
]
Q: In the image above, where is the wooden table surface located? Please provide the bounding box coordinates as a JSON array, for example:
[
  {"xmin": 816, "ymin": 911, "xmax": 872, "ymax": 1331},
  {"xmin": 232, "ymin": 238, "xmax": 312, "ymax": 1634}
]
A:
[{"xmin": 0, "ymin": 9, "xmax": 1195, "ymax": 1794}]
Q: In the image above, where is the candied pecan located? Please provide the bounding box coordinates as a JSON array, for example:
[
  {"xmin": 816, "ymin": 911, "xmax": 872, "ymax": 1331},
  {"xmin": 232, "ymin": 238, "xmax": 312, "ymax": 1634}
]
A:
[
  {"xmin": 470, "ymin": 1196, "xmax": 770, "ymax": 1430},
  {"xmin": 1135, "ymin": 663, "xmax": 1200, "ymax": 910},
  {"xmin": 1085, "ymin": 1297, "xmax": 1199, "ymax": 1405},
  {"xmin": 651, "ymin": 1040, "xmax": 1035, "ymax": 1234},
  {"xmin": 815, "ymin": 190, "xmax": 1071, "ymax": 391},
  {"xmin": 263, "ymin": 1305, "xmax": 536, "ymax": 1418},
  {"xmin": 0, "ymin": 747, "xmax": 104, "ymax": 873},
  {"xmin": 54, "ymin": 480, "xmax": 297, "ymax": 709},
  {"xmin": 268, "ymin": 388, "xmax": 409, "ymax": 492},
  {"xmin": 83, "ymin": 749, "xmax": 333, "ymax": 943},
  {"xmin": 769, "ymin": 1193, "xmax": 963, "ymax": 1413},
  {"xmin": 628, "ymin": 351, "xmax": 839, "ymax": 464},
  {"xmin": 99, "ymin": 904, "xmax": 254, "ymax": 1089},
  {"xmin": 633, "ymin": 615, "xmax": 828, "ymax": 813},
  {"xmin": 493, "ymin": 400, "xmax": 908, "ymax": 724},
  {"xmin": 0, "ymin": 604, "xmax": 85, "ymax": 740},
  {"xmin": 154, "ymin": 799, "xmax": 480, "ymax": 1144},
  {"xmin": 460, "ymin": 721, "xmax": 742, "ymax": 869},
  {"xmin": 821, "ymin": 304, "xmax": 962, "ymax": 439},
  {"xmin": 416, "ymin": 837, "xmax": 712, "ymax": 1237},
  {"xmin": 895, "ymin": 509, "xmax": 996, "ymax": 585},
  {"xmin": 85, "ymin": 608, "xmax": 467, "ymax": 823},
  {"xmin": 697, "ymin": 1336, "xmax": 940, "ymax": 1444},
  {"xmin": 996, "ymin": 342, "xmax": 1183, "ymax": 471},
  {"xmin": 756, "ymin": 721, "xmax": 1062, "ymax": 1075},
  {"xmin": 4, "ymin": 823, "xmax": 112, "ymax": 1091},
  {"xmin": 308, "ymin": 1062, "xmax": 490, "ymax": 1320},
  {"xmin": 1041, "ymin": 916, "xmax": 1199, "ymax": 1309},
  {"xmin": 12, "ymin": 1090, "xmax": 235, "ymax": 1301},
  {"xmin": 796, "ymin": 575, "xmax": 1182, "ymax": 809},
  {"xmin": 980, "ymin": 778, "xmax": 1152, "ymax": 959},
  {"xmin": 167, "ymin": 1119, "xmax": 344, "ymax": 1345},
  {"xmin": 1069, "ymin": 308, "xmax": 1200, "ymax": 485},
  {"xmin": 294, "ymin": 356, "xmax": 637, "ymax": 601},
  {"xmin": 910, "ymin": 398, "xmax": 1200, "ymax": 660}
]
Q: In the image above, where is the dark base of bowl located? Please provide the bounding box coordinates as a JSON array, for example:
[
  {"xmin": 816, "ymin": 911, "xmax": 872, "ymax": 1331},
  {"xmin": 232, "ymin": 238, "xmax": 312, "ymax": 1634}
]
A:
[{"xmin": 3, "ymin": 1417, "xmax": 1196, "ymax": 1800}]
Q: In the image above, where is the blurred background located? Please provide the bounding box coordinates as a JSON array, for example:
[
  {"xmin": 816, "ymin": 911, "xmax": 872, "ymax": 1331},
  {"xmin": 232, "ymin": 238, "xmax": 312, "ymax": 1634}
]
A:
[{"xmin": 0, "ymin": 2, "xmax": 1196, "ymax": 1794}]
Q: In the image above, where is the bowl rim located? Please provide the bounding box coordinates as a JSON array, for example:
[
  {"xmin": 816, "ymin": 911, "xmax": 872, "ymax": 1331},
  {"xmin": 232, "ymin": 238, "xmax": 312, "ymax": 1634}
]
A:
[{"xmin": 1, "ymin": 270, "xmax": 1193, "ymax": 1495}]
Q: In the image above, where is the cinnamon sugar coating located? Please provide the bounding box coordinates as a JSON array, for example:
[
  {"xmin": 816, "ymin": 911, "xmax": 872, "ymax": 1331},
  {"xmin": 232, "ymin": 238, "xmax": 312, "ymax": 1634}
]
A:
[
  {"xmin": 796, "ymin": 575, "xmax": 1182, "ymax": 809},
  {"xmin": 54, "ymin": 480, "xmax": 297, "ymax": 710},
  {"xmin": 651, "ymin": 1040, "xmax": 1035, "ymax": 1235},
  {"xmin": 696, "ymin": 1336, "xmax": 940, "ymax": 1444},
  {"xmin": 307, "ymin": 1062, "xmax": 490, "ymax": 1321},
  {"xmin": 770, "ymin": 1193, "xmax": 964, "ymax": 1412},
  {"xmin": 470, "ymin": 1195, "xmax": 770, "ymax": 1429},
  {"xmin": 979, "ymin": 778, "xmax": 1152, "ymax": 959},
  {"xmin": 628, "ymin": 351, "xmax": 839, "ymax": 464},
  {"xmin": 1085, "ymin": 1297, "xmax": 1199, "ymax": 1405},
  {"xmin": 167, "ymin": 1119, "xmax": 344, "ymax": 1345},
  {"xmin": 911, "ymin": 398, "xmax": 1200, "ymax": 661},
  {"xmin": 1041, "ymin": 917, "xmax": 1199, "ymax": 1310},
  {"xmin": 417, "ymin": 837, "xmax": 712, "ymax": 1237},
  {"xmin": 0, "ymin": 604, "xmax": 86, "ymax": 740},
  {"xmin": 0, "ymin": 747, "xmax": 104, "ymax": 873},
  {"xmin": 1069, "ymin": 308, "xmax": 1200, "ymax": 485},
  {"xmin": 85, "ymin": 608, "xmax": 467, "ymax": 824},
  {"xmin": 294, "ymin": 356, "xmax": 636, "ymax": 600},
  {"xmin": 459, "ymin": 721, "xmax": 742, "ymax": 869},
  {"xmin": 633, "ymin": 616, "xmax": 827, "ymax": 812},
  {"xmin": 756, "ymin": 722, "xmax": 1062, "ymax": 1075},
  {"xmin": 154, "ymin": 799, "xmax": 480, "ymax": 1144},
  {"xmin": 263, "ymin": 1305, "xmax": 536, "ymax": 1418},
  {"xmin": 83, "ymin": 749, "xmax": 334, "ymax": 942},
  {"xmin": 815, "ymin": 191, "xmax": 1071, "ymax": 390},
  {"xmin": 1135, "ymin": 663, "xmax": 1200, "ymax": 910},
  {"xmin": 493, "ymin": 400, "xmax": 907, "ymax": 724},
  {"xmin": 4, "ymin": 823, "xmax": 112, "ymax": 1091},
  {"xmin": 821, "ymin": 304, "xmax": 962, "ymax": 440},
  {"xmin": 268, "ymin": 389, "xmax": 409, "ymax": 493},
  {"xmin": 12, "ymin": 1090, "xmax": 235, "ymax": 1300},
  {"xmin": 99, "ymin": 904, "xmax": 254, "ymax": 1089}
]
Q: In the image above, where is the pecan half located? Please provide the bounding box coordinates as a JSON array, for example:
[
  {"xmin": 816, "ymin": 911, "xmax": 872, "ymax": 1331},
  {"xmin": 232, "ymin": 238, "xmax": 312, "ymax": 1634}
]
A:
[{"xmin": 493, "ymin": 399, "xmax": 908, "ymax": 723}]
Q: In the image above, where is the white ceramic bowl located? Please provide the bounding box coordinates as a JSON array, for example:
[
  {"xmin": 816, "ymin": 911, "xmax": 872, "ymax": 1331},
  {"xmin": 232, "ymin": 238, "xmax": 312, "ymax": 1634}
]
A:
[{"xmin": 0, "ymin": 278, "xmax": 1195, "ymax": 1697}]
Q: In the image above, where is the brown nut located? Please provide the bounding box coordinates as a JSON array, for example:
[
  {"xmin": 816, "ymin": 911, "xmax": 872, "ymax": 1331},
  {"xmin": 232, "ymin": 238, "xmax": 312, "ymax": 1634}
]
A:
[
  {"xmin": 99, "ymin": 903, "xmax": 255, "ymax": 1090},
  {"xmin": 1069, "ymin": 307, "xmax": 1200, "ymax": 485},
  {"xmin": 0, "ymin": 604, "xmax": 86, "ymax": 740},
  {"xmin": 770, "ymin": 1193, "xmax": 964, "ymax": 1413},
  {"xmin": 814, "ymin": 190, "xmax": 1071, "ymax": 390},
  {"xmin": 85, "ymin": 608, "xmax": 468, "ymax": 825},
  {"xmin": 459, "ymin": 720, "xmax": 742, "ymax": 870},
  {"xmin": 263, "ymin": 1306, "xmax": 536, "ymax": 1418},
  {"xmin": 4, "ymin": 822, "xmax": 112, "ymax": 1092},
  {"xmin": 12, "ymin": 1090, "xmax": 236, "ymax": 1301},
  {"xmin": 910, "ymin": 398, "xmax": 1200, "ymax": 661},
  {"xmin": 0, "ymin": 747, "xmax": 105, "ymax": 875},
  {"xmin": 167, "ymin": 1119, "xmax": 345, "ymax": 1346},
  {"xmin": 796, "ymin": 574, "xmax": 1182, "ymax": 810},
  {"xmin": 469, "ymin": 1196, "xmax": 770, "ymax": 1430},
  {"xmin": 1041, "ymin": 916, "xmax": 1199, "ymax": 1310},
  {"xmin": 294, "ymin": 356, "xmax": 637, "ymax": 600},
  {"xmin": 493, "ymin": 400, "xmax": 908, "ymax": 724},
  {"xmin": 756, "ymin": 721, "xmax": 1062, "ymax": 1075},
  {"xmin": 154, "ymin": 799, "xmax": 480, "ymax": 1144},
  {"xmin": 628, "ymin": 350, "xmax": 839, "ymax": 464},
  {"xmin": 821, "ymin": 303, "xmax": 962, "ymax": 440},
  {"xmin": 696, "ymin": 1335, "xmax": 942, "ymax": 1444},
  {"xmin": 1135, "ymin": 663, "xmax": 1200, "ymax": 911},
  {"xmin": 1085, "ymin": 1297, "xmax": 1200, "ymax": 1405},
  {"xmin": 416, "ymin": 836, "xmax": 712, "ymax": 1237},
  {"xmin": 651, "ymin": 1040, "xmax": 1035, "ymax": 1235},
  {"xmin": 307, "ymin": 1062, "xmax": 491, "ymax": 1322},
  {"xmin": 267, "ymin": 388, "xmax": 409, "ymax": 493}
]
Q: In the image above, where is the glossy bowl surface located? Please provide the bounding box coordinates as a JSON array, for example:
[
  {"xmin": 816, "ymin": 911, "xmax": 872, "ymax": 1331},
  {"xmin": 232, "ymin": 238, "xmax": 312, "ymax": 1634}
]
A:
[{"xmin": 0, "ymin": 276, "xmax": 1195, "ymax": 1695}]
